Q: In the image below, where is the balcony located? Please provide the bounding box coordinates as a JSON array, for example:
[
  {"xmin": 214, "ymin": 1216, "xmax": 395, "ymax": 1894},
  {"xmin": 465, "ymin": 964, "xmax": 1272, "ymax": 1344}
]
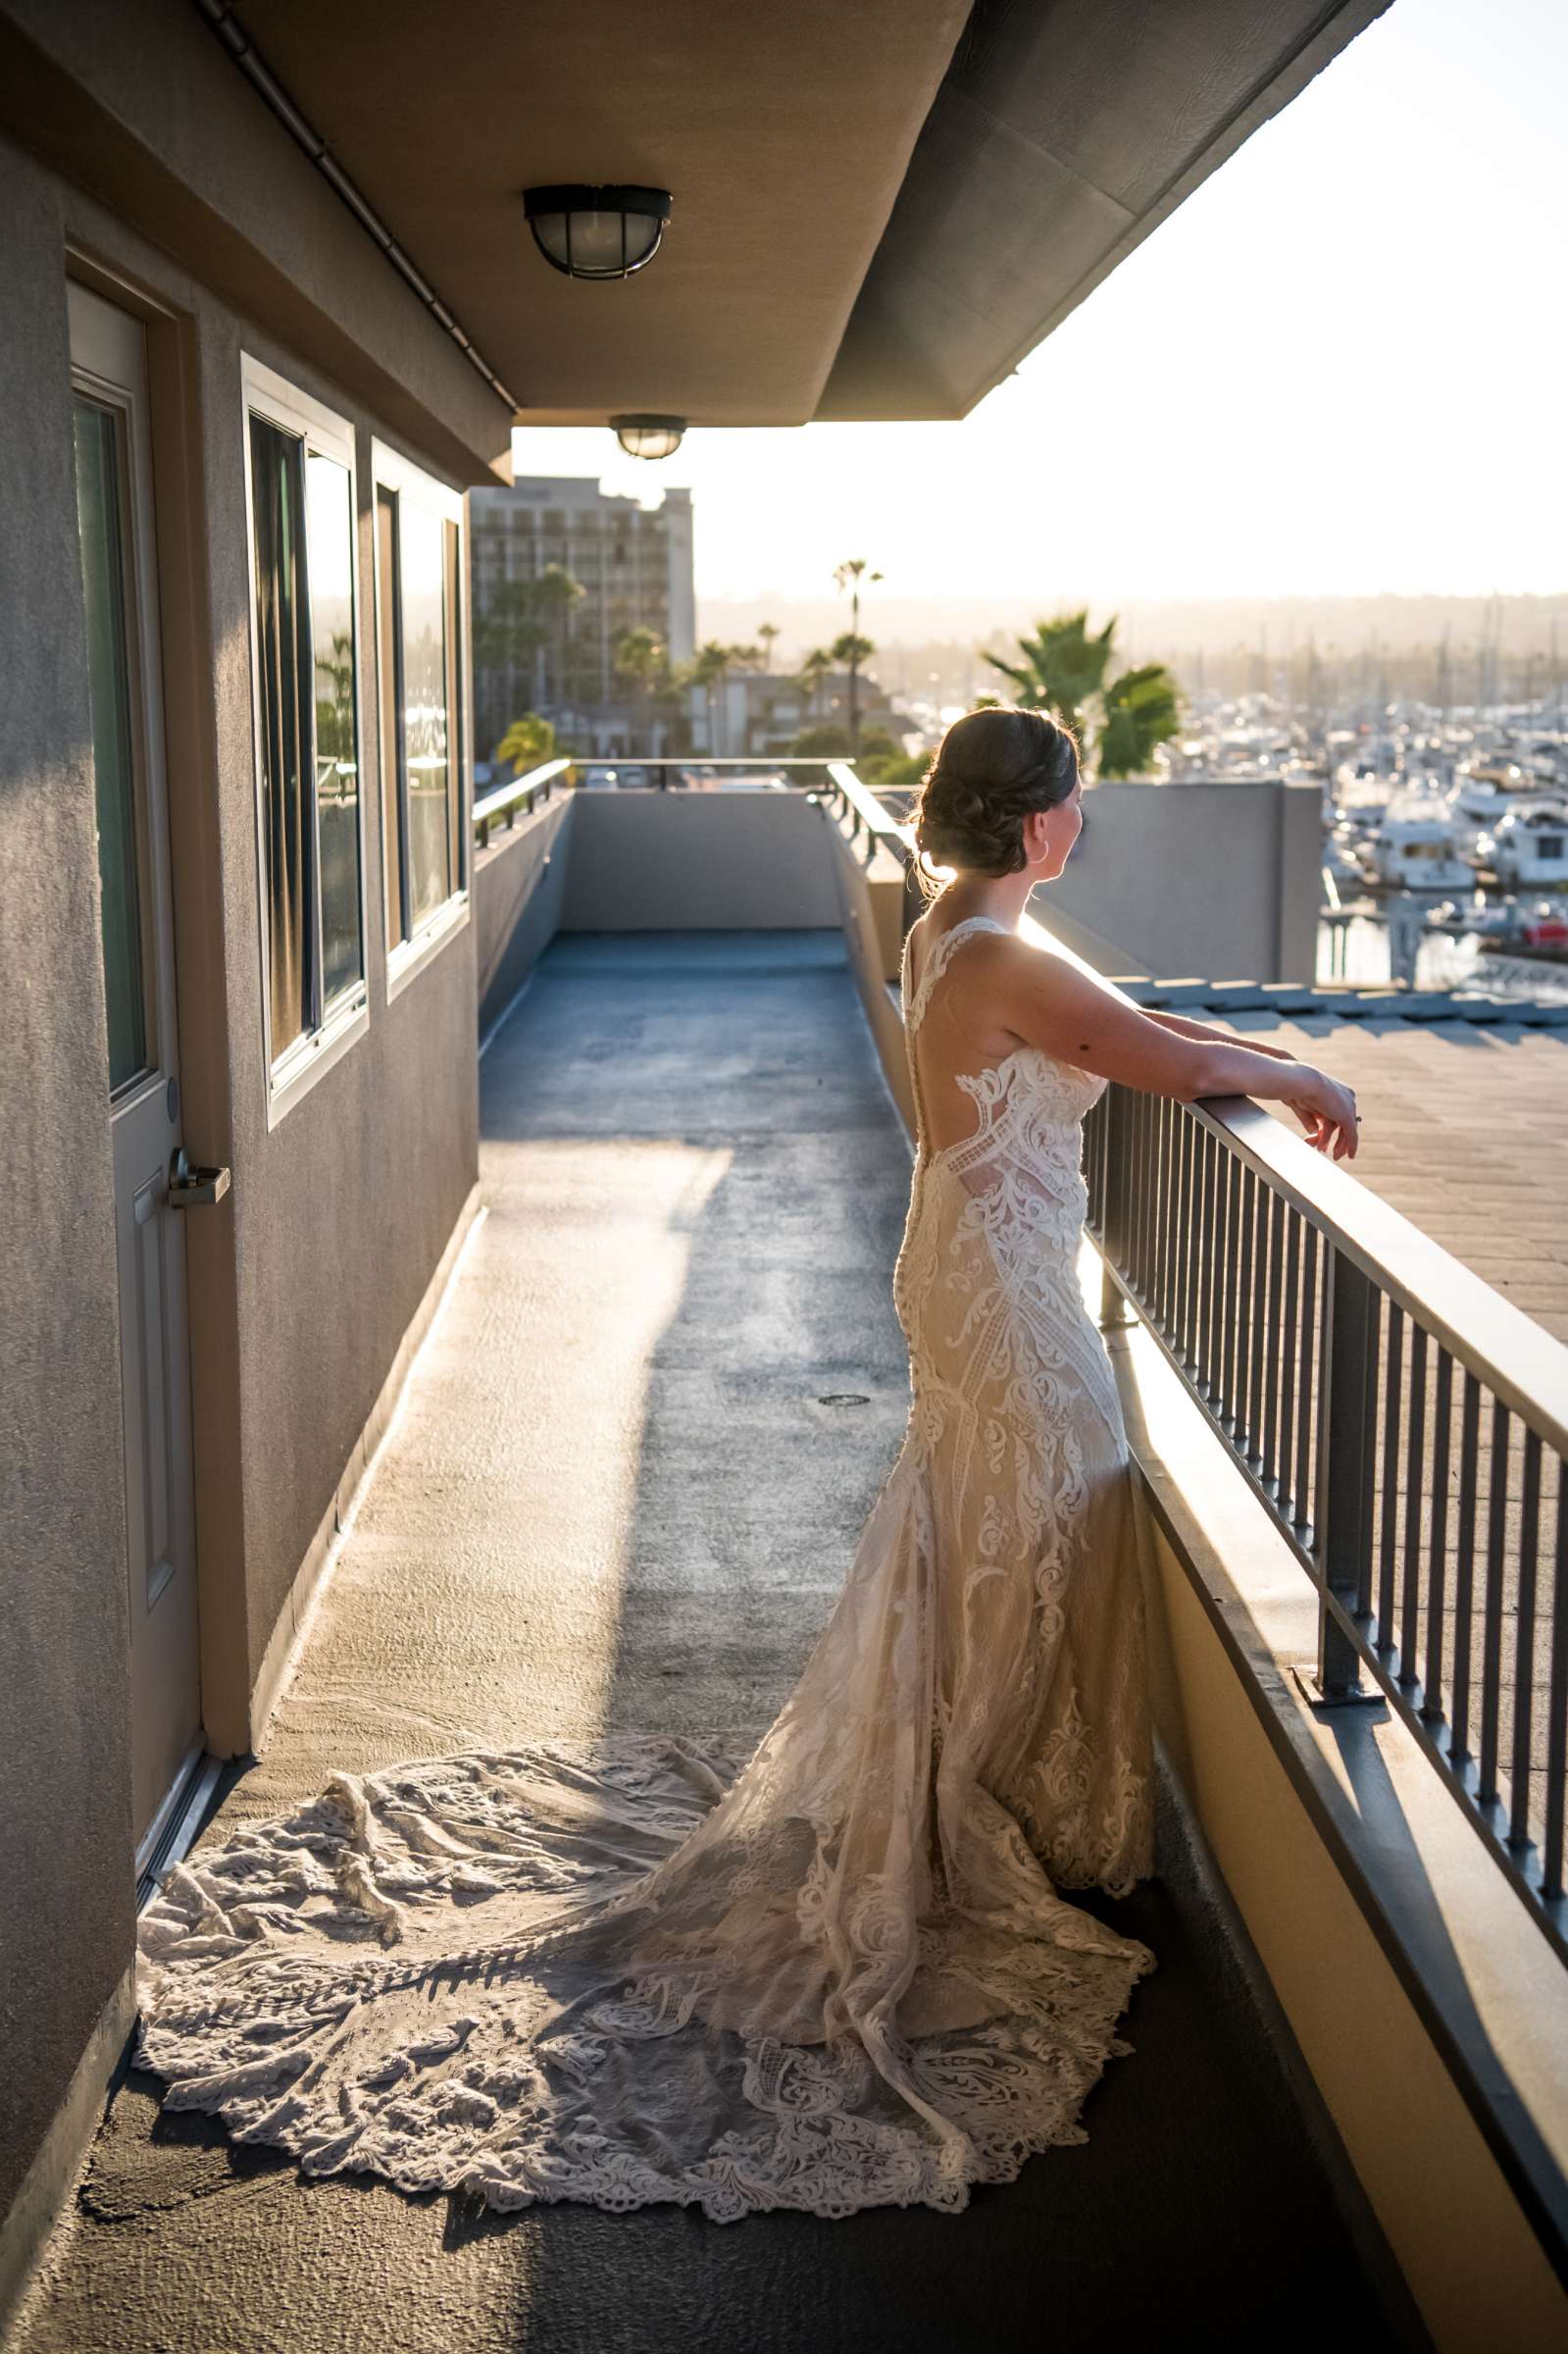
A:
[
  {"xmin": 3, "ymin": 4, "xmax": 1556, "ymax": 2344},
  {"xmin": 13, "ymin": 769, "xmax": 1567, "ymax": 2353}
]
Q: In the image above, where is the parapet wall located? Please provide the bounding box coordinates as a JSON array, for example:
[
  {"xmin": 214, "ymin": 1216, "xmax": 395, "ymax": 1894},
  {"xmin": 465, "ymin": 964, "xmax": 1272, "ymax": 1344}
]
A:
[{"xmin": 1037, "ymin": 776, "xmax": 1322, "ymax": 982}]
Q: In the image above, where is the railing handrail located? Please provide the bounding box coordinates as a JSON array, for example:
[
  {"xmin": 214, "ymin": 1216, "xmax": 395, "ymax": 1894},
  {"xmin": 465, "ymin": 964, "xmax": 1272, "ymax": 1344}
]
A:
[
  {"xmin": 827, "ymin": 760, "xmax": 914, "ymax": 851},
  {"xmin": 568, "ymin": 756, "xmax": 865, "ymax": 769},
  {"xmin": 473, "ymin": 757, "xmax": 573, "ymax": 833}
]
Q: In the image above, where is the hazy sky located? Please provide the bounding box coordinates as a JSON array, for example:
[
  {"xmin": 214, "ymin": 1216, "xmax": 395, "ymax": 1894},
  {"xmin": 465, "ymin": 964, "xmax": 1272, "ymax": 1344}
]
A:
[{"xmin": 511, "ymin": 0, "xmax": 1567, "ymax": 606}]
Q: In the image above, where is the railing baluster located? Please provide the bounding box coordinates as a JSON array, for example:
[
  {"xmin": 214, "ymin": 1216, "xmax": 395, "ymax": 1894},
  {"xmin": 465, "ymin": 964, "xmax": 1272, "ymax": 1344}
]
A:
[
  {"xmin": 1543, "ymin": 1477, "xmax": 1568, "ymax": 1901},
  {"xmin": 1160, "ymin": 1100, "xmax": 1180, "ymax": 1337},
  {"xmin": 1261, "ymin": 1189, "xmax": 1287, "ymax": 1493},
  {"xmin": 1186, "ymin": 1123, "xmax": 1205, "ymax": 1375},
  {"xmin": 1202, "ymin": 1125, "xmax": 1223, "ymax": 1399},
  {"xmin": 1230, "ymin": 1164, "xmax": 1252, "ymax": 1458},
  {"xmin": 1187, "ymin": 1122, "xmax": 1206, "ymax": 1373},
  {"xmin": 1479, "ymin": 1401, "xmax": 1510, "ymax": 1807},
  {"xmin": 1400, "ymin": 1323, "xmax": 1429, "ymax": 1686},
  {"xmin": 1133, "ymin": 1087, "xmax": 1151, "ymax": 1304},
  {"xmin": 1378, "ymin": 1300, "xmax": 1403, "ymax": 1656},
  {"xmin": 1185, "ymin": 1115, "xmax": 1204, "ymax": 1366},
  {"xmin": 1294, "ymin": 1222, "xmax": 1320, "ymax": 1534},
  {"xmin": 1451, "ymin": 1372, "xmax": 1482, "ymax": 1762},
  {"xmin": 1424, "ymin": 1348, "xmax": 1453, "ymax": 1721},
  {"xmin": 1220, "ymin": 1146, "xmax": 1241, "ymax": 1430},
  {"xmin": 1097, "ymin": 1087, "xmax": 1125, "ymax": 1327},
  {"xmin": 1510, "ymin": 1430, "xmax": 1543, "ymax": 1849},
  {"xmin": 1315, "ymin": 1248, "xmax": 1377, "ymax": 1695},
  {"xmin": 1279, "ymin": 1208, "xmax": 1301, "ymax": 1514}
]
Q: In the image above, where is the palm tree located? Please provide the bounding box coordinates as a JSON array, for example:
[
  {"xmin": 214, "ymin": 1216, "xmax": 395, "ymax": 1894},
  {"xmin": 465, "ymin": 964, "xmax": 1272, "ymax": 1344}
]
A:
[
  {"xmin": 757, "ymin": 622, "xmax": 782, "ymax": 672},
  {"xmin": 833, "ymin": 558, "xmax": 884, "ymax": 747},
  {"xmin": 613, "ymin": 626, "xmax": 667, "ymax": 753},
  {"xmin": 799, "ymin": 646, "xmax": 833, "ymax": 722},
  {"xmin": 1096, "ymin": 664, "xmax": 1182, "ymax": 779},
  {"xmin": 532, "ymin": 563, "xmax": 586, "ymax": 715},
  {"xmin": 679, "ymin": 640, "xmax": 734, "ymax": 755},
  {"xmin": 495, "ymin": 713, "xmax": 557, "ymax": 773},
  {"xmin": 475, "ymin": 582, "xmax": 548, "ymax": 677},
  {"xmin": 984, "ymin": 609, "xmax": 1180, "ymax": 779},
  {"xmin": 985, "ymin": 612, "xmax": 1114, "ymax": 748},
  {"xmin": 831, "ymin": 631, "xmax": 876, "ymax": 750}
]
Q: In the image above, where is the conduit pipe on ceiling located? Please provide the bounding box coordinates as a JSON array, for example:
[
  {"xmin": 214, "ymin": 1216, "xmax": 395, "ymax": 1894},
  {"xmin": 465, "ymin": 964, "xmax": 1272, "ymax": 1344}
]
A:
[{"xmin": 190, "ymin": 0, "xmax": 520, "ymax": 413}]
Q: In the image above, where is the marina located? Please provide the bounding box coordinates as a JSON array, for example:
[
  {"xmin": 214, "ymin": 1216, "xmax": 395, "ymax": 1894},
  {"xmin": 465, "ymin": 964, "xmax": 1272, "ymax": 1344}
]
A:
[{"xmin": 1162, "ymin": 687, "xmax": 1568, "ymax": 998}]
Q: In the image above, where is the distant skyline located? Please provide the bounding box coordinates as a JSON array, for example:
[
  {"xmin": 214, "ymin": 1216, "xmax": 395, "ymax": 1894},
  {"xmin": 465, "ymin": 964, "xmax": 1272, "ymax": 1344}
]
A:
[{"xmin": 511, "ymin": 0, "xmax": 1567, "ymax": 608}]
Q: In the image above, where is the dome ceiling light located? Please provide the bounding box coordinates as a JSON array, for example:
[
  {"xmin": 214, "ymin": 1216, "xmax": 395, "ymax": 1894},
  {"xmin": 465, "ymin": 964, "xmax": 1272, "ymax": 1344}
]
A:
[
  {"xmin": 523, "ymin": 184, "xmax": 672, "ymax": 281},
  {"xmin": 611, "ymin": 415, "xmax": 687, "ymax": 460}
]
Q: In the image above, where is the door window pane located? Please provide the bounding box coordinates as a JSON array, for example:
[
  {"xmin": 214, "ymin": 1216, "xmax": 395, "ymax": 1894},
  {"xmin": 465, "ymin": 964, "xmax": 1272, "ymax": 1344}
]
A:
[
  {"xmin": 249, "ymin": 413, "xmax": 314, "ymax": 1058},
  {"xmin": 306, "ymin": 451, "xmax": 362, "ymax": 1006},
  {"xmin": 398, "ymin": 499, "xmax": 451, "ymax": 927},
  {"xmin": 73, "ymin": 398, "xmax": 149, "ymax": 1093}
]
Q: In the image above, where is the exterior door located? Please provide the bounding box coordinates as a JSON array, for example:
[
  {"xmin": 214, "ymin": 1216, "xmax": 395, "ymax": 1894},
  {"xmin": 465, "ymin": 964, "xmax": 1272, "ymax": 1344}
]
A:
[{"xmin": 69, "ymin": 281, "xmax": 203, "ymax": 1851}]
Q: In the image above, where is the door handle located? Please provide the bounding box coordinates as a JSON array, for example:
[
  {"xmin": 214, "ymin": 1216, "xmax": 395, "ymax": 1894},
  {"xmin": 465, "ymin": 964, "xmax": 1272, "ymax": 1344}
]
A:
[{"xmin": 168, "ymin": 1146, "xmax": 230, "ymax": 1208}]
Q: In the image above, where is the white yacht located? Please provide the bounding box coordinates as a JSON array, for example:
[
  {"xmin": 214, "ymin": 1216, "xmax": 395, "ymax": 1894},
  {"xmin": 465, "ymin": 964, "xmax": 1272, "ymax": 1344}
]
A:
[
  {"xmin": 1357, "ymin": 792, "xmax": 1475, "ymax": 893},
  {"xmin": 1474, "ymin": 800, "xmax": 1568, "ymax": 889}
]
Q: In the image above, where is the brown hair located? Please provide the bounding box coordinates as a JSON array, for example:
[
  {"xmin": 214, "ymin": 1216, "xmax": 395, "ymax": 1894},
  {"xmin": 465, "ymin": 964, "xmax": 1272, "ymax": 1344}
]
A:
[{"xmin": 911, "ymin": 705, "xmax": 1080, "ymax": 899}]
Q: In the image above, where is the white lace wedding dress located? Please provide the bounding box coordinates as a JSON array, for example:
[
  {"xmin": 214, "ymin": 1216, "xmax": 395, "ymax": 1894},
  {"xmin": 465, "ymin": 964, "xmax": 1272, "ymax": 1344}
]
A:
[{"xmin": 135, "ymin": 912, "xmax": 1158, "ymax": 2223}]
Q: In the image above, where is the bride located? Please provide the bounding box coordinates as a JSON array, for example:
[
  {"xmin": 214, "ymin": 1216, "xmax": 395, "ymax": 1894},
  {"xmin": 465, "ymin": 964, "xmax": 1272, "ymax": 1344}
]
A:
[{"xmin": 136, "ymin": 706, "xmax": 1360, "ymax": 2224}]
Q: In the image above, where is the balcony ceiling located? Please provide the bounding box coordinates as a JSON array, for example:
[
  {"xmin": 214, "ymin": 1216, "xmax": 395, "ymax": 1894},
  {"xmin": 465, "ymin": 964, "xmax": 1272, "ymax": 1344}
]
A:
[
  {"xmin": 0, "ymin": 0, "xmax": 1386, "ymax": 454},
  {"xmin": 221, "ymin": 0, "xmax": 1388, "ymax": 432},
  {"xmin": 224, "ymin": 0, "xmax": 972, "ymax": 430}
]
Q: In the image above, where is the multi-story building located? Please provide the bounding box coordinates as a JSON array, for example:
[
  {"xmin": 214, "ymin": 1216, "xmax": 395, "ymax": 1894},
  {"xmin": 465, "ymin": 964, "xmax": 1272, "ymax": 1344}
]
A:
[
  {"xmin": 688, "ymin": 664, "xmax": 912, "ymax": 756},
  {"xmin": 470, "ymin": 478, "xmax": 695, "ymax": 757}
]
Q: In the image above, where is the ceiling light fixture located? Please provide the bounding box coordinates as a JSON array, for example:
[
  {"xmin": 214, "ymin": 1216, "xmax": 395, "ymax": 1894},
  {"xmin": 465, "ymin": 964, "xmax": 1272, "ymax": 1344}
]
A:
[
  {"xmin": 524, "ymin": 184, "xmax": 672, "ymax": 281},
  {"xmin": 611, "ymin": 415, "xmax": 687, "ymax": 460}
]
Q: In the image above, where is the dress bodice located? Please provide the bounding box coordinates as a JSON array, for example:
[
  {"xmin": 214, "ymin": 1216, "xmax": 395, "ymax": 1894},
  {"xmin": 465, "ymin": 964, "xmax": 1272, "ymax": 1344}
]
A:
[{"xmin": 900, "ymin": 915, "xmax": 1107, "ymax": 1170}]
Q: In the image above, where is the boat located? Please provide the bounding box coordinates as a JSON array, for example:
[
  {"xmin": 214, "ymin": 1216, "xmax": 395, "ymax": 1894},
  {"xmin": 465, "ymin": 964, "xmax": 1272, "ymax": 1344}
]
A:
[
  {"xmin": 1473, "ymin": 800, "xmax": 1568, "ymax": 889},
  {"xmin": 1357, "ymin": 792, "xmax": 1475, "ymax": 894},
  {"xmin": 1422, "ymin": 896, "xmax": 1516, "ymax": 939}
]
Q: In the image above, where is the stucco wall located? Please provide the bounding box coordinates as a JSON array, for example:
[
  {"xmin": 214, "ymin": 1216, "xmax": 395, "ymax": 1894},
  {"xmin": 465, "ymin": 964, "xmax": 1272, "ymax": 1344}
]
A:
[
  {"xmin": 474, "ymin": 793, "xmax": 575, "ymax": 1035},
  {"xmin": 1034, "ymin": 777, "xmax": 1322, "ymax": 982},
  {"xmin": 560, "ymin": 790, "xmax": 839, "ymax": 931},
  {"xmin": 0, "ymin": 131, "xmax": 481, "ymax": 2237},
  {"xmin": 0, "ymin": 139, "xmax": 136, "ymax": 2230},
  {"xmin": 181, "ymin": 257, "xmax": 480, "ymax": 1726}
]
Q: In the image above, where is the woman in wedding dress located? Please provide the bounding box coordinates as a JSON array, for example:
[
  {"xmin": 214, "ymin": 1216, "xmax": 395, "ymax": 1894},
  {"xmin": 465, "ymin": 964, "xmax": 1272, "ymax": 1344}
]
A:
[{"xmin": 136, "ymin": 707, "xmax": 1360, "ymax": 2224}]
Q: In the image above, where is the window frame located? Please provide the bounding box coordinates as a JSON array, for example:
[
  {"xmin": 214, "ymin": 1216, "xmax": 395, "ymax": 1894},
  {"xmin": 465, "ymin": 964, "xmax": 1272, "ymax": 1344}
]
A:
[
  {"xmin": 370, "ymin": 437, "xmax": 471, "ymax": 1002},
  {"xmin": 239, "ymin": 353, "xmax": 369, "ymax": 1129}
]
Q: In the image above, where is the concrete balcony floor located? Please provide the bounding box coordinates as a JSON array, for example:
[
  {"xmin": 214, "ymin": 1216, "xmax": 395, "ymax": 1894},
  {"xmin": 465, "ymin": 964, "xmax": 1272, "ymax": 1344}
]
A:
[{"xmin": 15, "ymin": 934, "xmax": 1401, "ymax": 2354}]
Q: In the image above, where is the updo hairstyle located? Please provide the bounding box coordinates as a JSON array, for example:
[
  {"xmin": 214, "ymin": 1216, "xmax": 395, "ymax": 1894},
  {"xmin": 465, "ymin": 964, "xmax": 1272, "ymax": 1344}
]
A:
[{"xmin": 911, "ymin": 705, "xmax": 1080, "ymax": 900}]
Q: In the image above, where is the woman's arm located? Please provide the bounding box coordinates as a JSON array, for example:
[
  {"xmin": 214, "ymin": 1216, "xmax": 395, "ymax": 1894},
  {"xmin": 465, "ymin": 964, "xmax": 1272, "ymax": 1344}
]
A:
[
  {"xmin": 992, "ymin": 946, "xmax": 1361, "ymax": 1159},
  {"xmin": 1141, "ymin": 1006, "xmax": 1297, "ymax": 1064}
]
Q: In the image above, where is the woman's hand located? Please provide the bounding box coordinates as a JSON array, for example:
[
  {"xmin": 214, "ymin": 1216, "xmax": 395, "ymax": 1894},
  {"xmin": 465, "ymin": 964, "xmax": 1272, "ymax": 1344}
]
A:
[{"xmin": 1281, "ymin": 1065, "xmax": 1360, "ymax": 1159}]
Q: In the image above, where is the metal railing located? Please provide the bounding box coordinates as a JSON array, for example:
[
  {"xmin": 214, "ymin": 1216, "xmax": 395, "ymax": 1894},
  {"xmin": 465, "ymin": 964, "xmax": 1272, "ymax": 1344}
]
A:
[
  {"xmin": 1087, "ymin": 1077, "xmax": 1568, "ymax": 1961},
  {"xmin": 568, "ymin": 757, "xmax": 850, "ymax": 791},
  {"xmin": 821, "ymin": 763, "xmax": 925, "ymax": 934},
  {"xmin": 473, "ymin": 757, "xmax": 574, "ymax": 848},
  {"xmin": 826, "ymin": 758, "xmax": 1568, "ymax": 1958},
  {"xmin": 474, "ymin": 756, "xmax": 882, "ymax": 850}
]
